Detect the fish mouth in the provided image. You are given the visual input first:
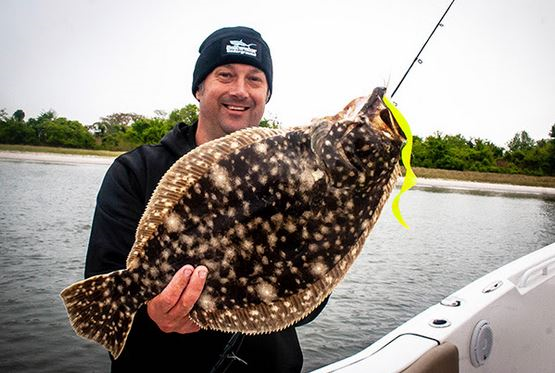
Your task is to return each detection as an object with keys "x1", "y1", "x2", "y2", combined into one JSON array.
[
  {"x1": 379, "y1": 106, "x2": 405, "y2": 139},
  {"x1": 367, "y1": 87, "x2": 406, "y2": 141}
]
